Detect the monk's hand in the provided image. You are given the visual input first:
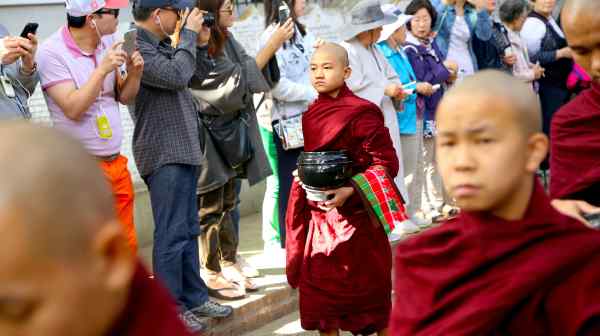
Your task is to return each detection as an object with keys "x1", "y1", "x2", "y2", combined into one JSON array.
[
  {"x1": 318, "y1": 186, "x2": 354, "y2": 212},
  {"x1": 551, "y1": 199, "x2": 600, "y2": 228}
]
